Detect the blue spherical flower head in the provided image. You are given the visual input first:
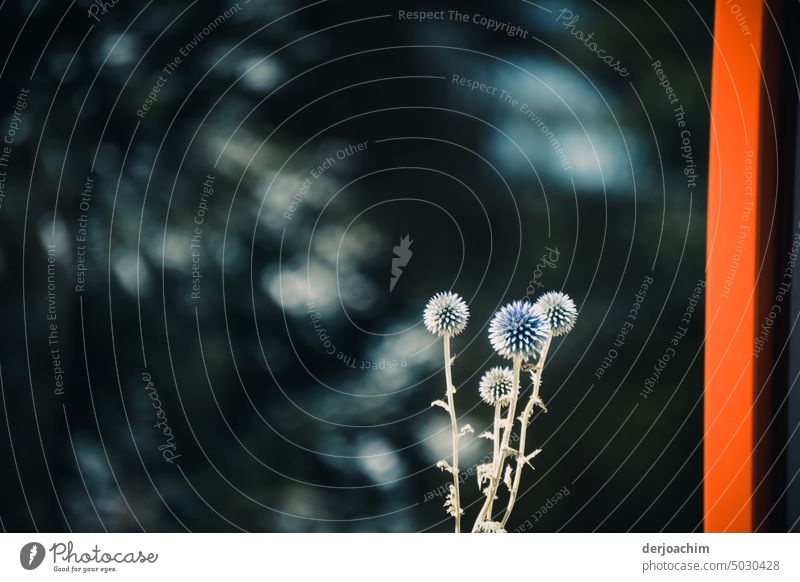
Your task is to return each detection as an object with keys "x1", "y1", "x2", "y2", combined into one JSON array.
[
  {"x1": 488, "y1": 300, "x2": 551, "y2": 361},
  {"x1": 423, "y1": 291, "x2": 470, "y2": 336}
]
